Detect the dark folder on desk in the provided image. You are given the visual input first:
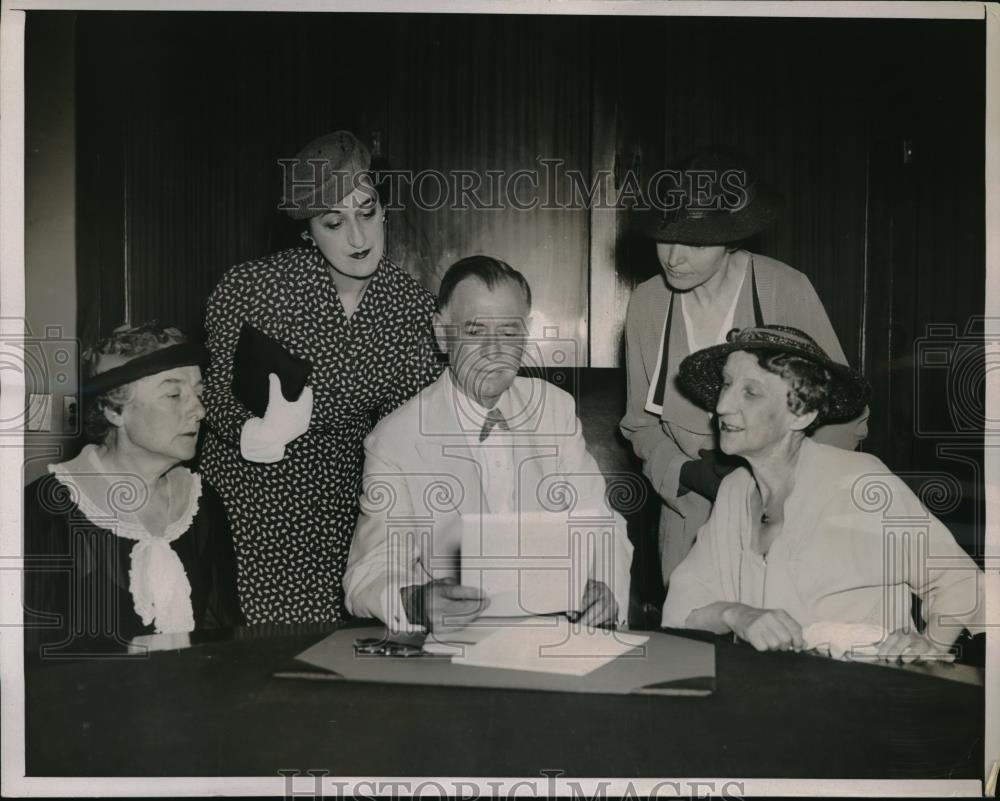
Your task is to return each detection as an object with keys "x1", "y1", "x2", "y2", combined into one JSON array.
[
  {"x1": 280, "y1": 625, "x2": 715, "y2": 696},
  {"x1": 232, "y1": 323, "x2": 312, "y2": 418}
]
